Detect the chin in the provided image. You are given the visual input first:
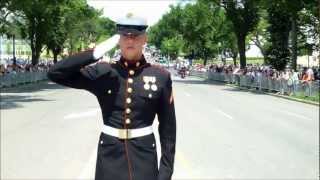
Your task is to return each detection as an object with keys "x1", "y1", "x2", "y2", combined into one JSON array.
[
  {"x1": 123, "y1": 54, "x2": 134, "y2": 60},
  {"x1": 123, "y1": 53, "x2": 140, "y2": 61}
]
